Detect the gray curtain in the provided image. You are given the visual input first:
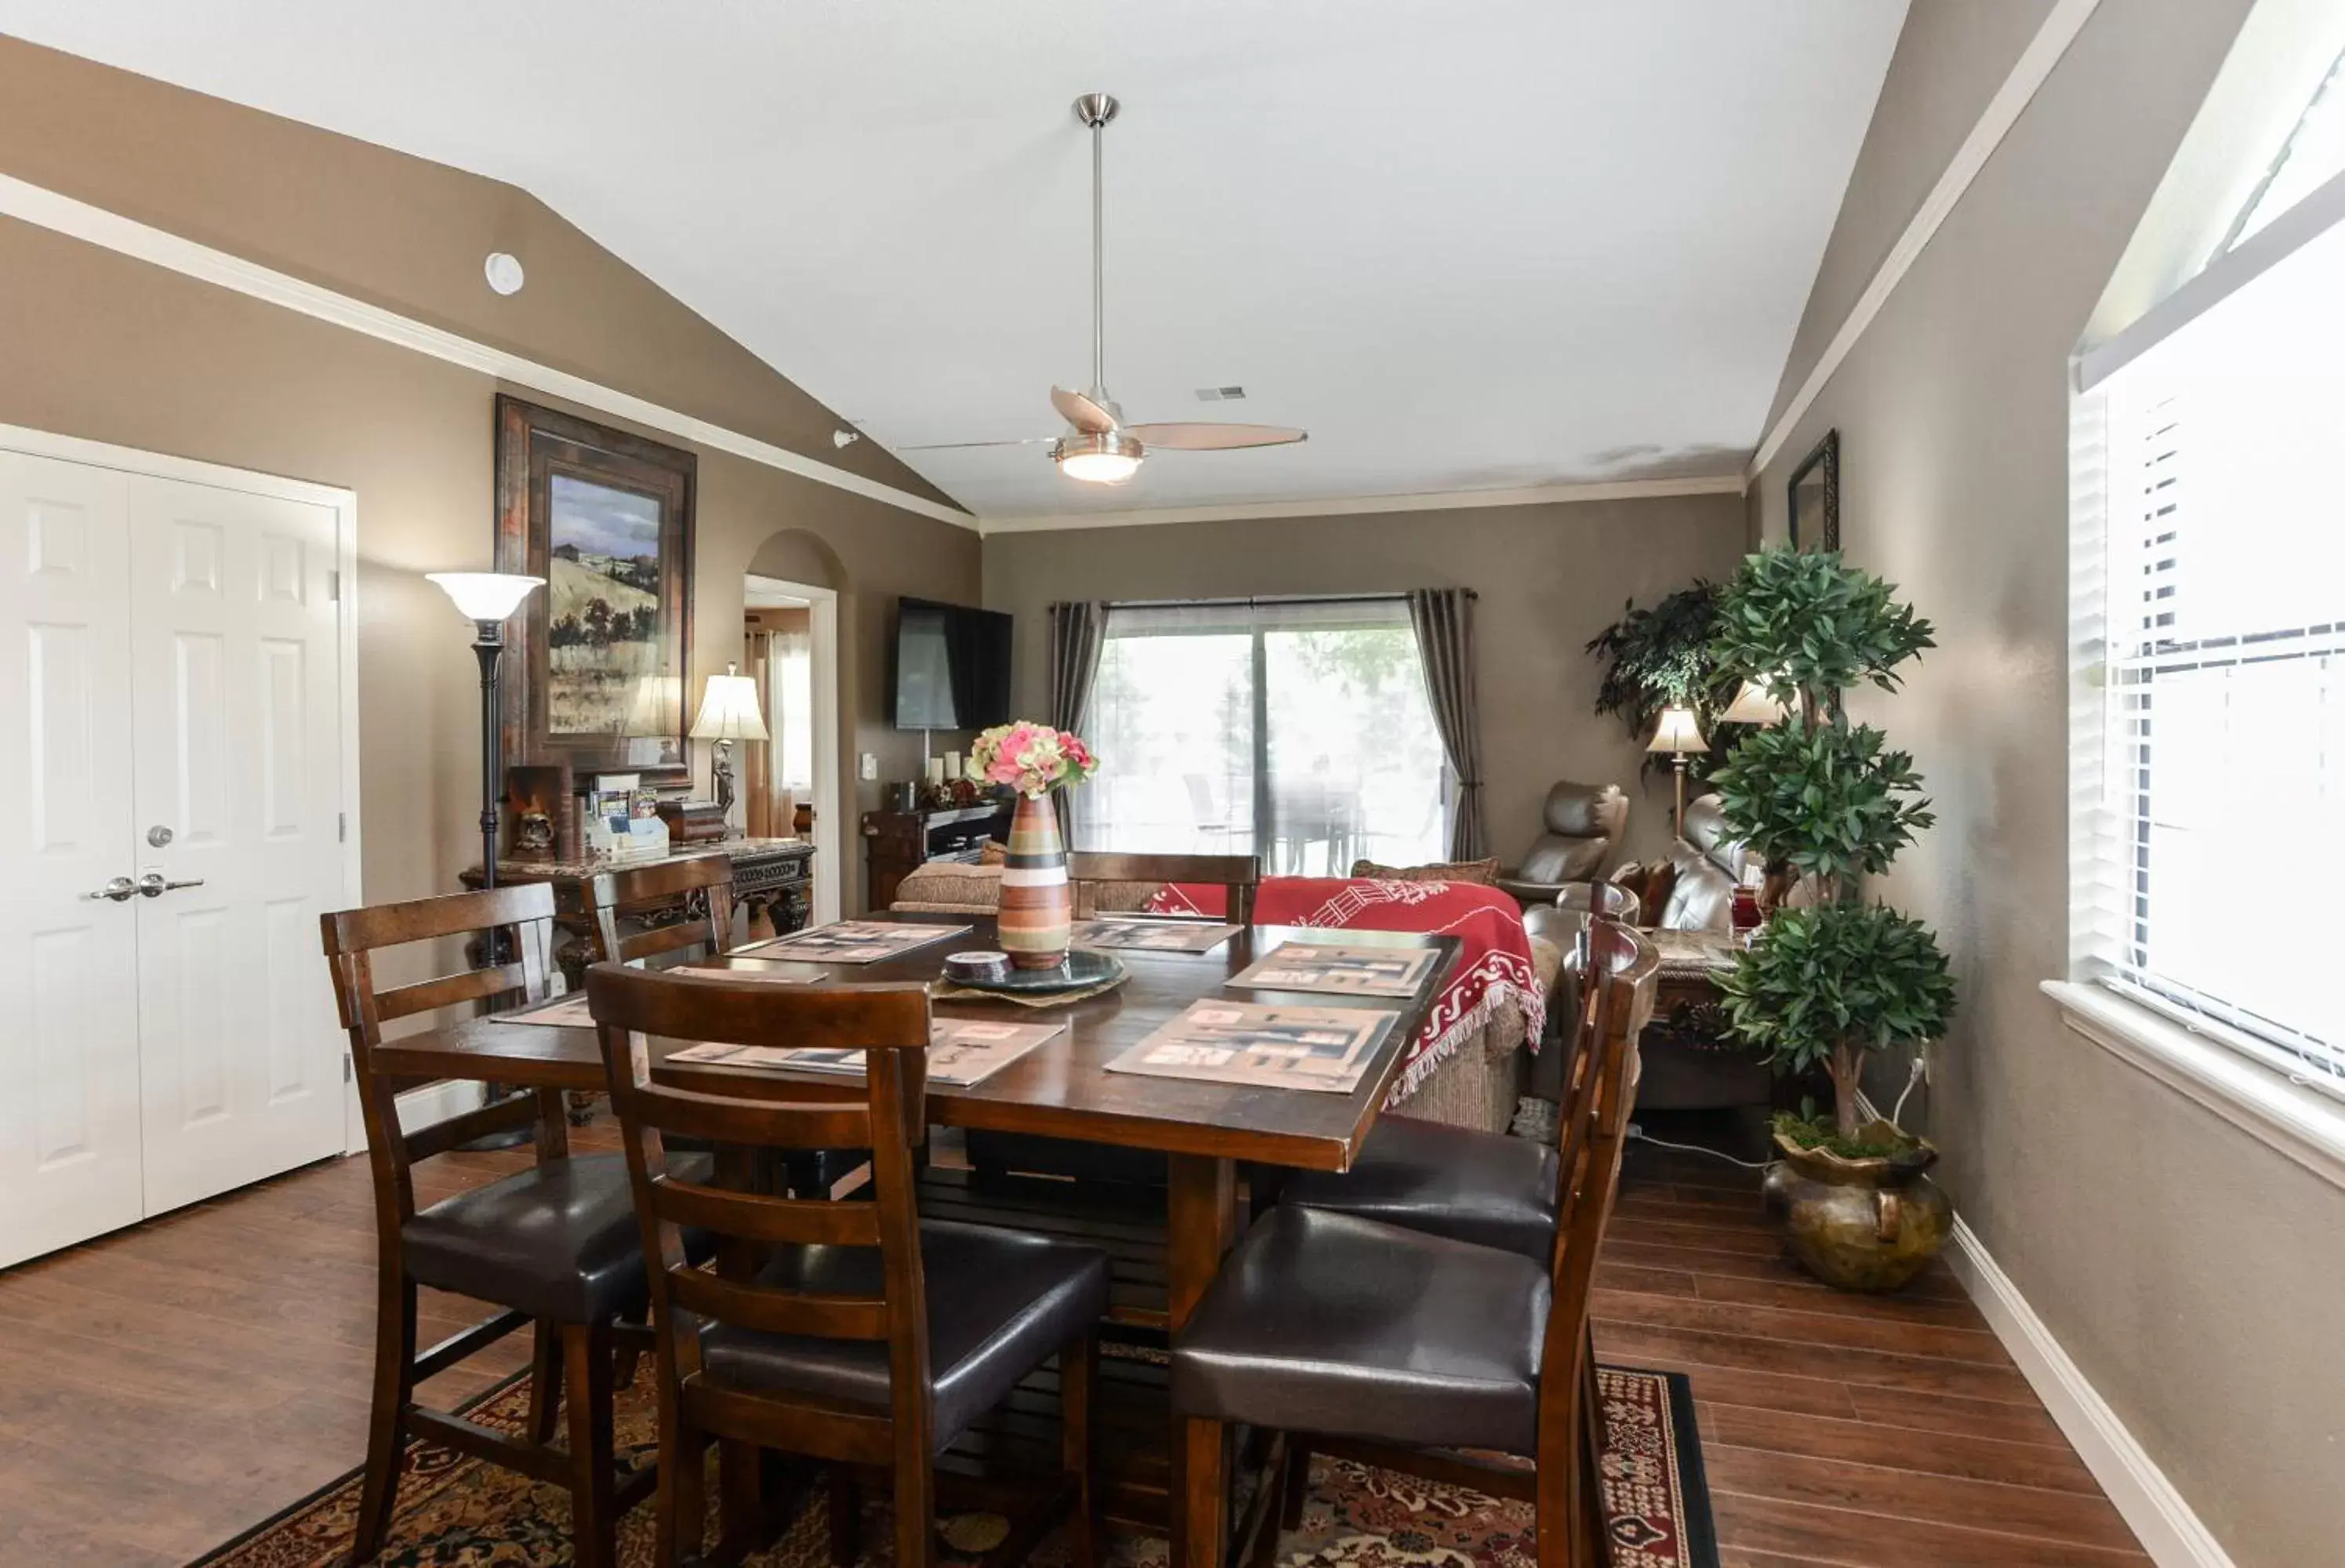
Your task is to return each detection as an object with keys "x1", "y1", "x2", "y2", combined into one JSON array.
[
  {"x1": 1407, "y1": 587, "x2": 1488, "y2": 860},
  {"x1": 1047, "y1": 601, "x2": 1109, "y2": 837}
]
